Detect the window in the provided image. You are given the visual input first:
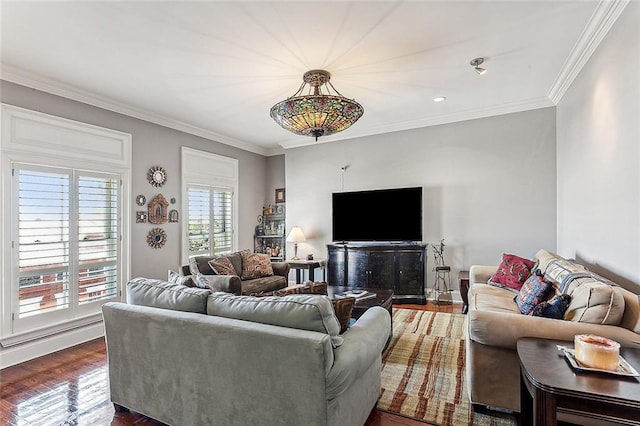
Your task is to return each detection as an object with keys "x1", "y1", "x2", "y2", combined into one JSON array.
[
  {"x1": 1, "y1": 104, "x2": 131, "y2": 349},
  {"x1": 187, "y1": 185, "x2": 233, "y2": 258},
  {"x1": 181, "y1": 147, "x2": 238, "y2": 262},
  {"x1": 13, "y1": 165, "x2": 121, "y2": 333}
]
